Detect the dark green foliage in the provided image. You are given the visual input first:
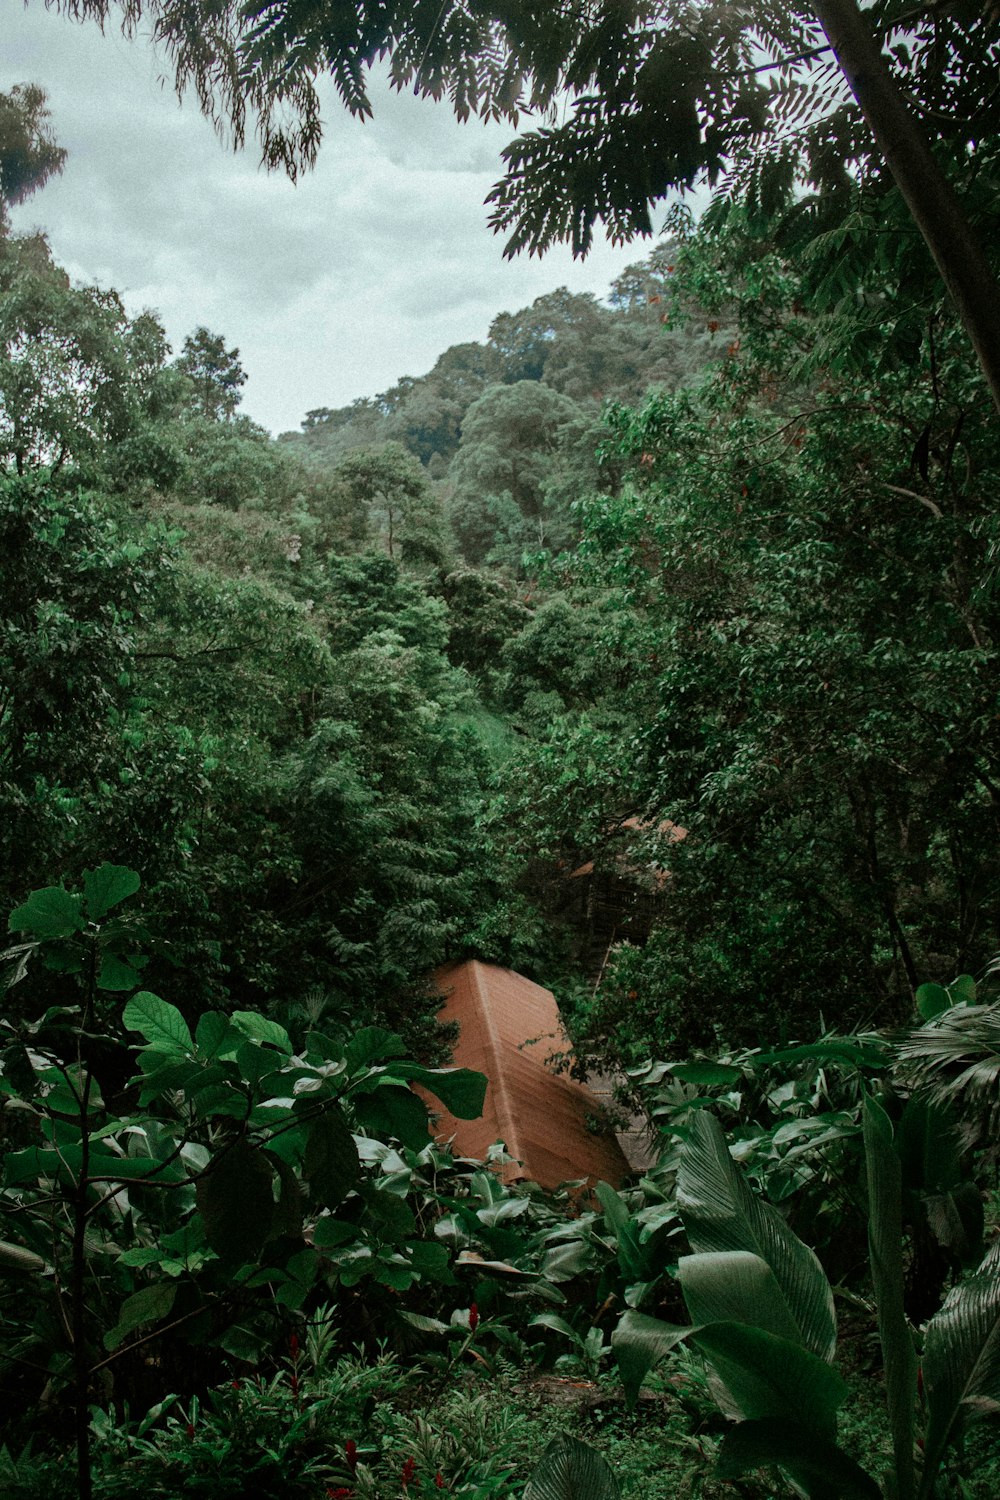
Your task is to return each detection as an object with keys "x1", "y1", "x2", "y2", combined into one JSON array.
[{"x1": 0, "y1": 84, "x2": 65, "y2": 224}]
